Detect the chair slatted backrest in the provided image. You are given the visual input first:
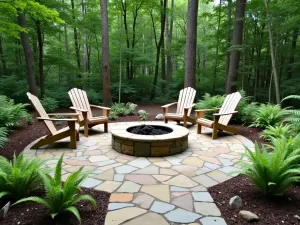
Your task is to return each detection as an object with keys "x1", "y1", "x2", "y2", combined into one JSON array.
[
  {"x1": 218, "y1": 92, "x2": 242, "y2": 126},
  {"x1": 68, "y1": 88, "x2": 93, "y2": 120},
  {"x1": 27, "y1": 92, "x2": 57, "y2": 135},
  {"x1": 176, "y1": 87, "x2": 196, "y2": 116}
]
